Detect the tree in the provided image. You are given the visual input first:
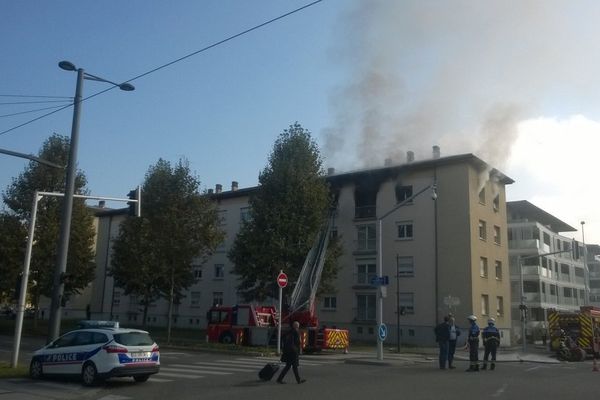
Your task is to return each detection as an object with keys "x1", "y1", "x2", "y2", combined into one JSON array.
[
  {"x1": 1, "y1": 134, "x2": 96, "y2": 322},
  {"x1": 110, "y1": 159, "x2": 223, "y2": 338},
  {"x1": 0, "y1": 214, "x2": 26, "y2": 302},
  {"x1": 229, "y1": 122, "x2": 342, "y2": 302}
]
